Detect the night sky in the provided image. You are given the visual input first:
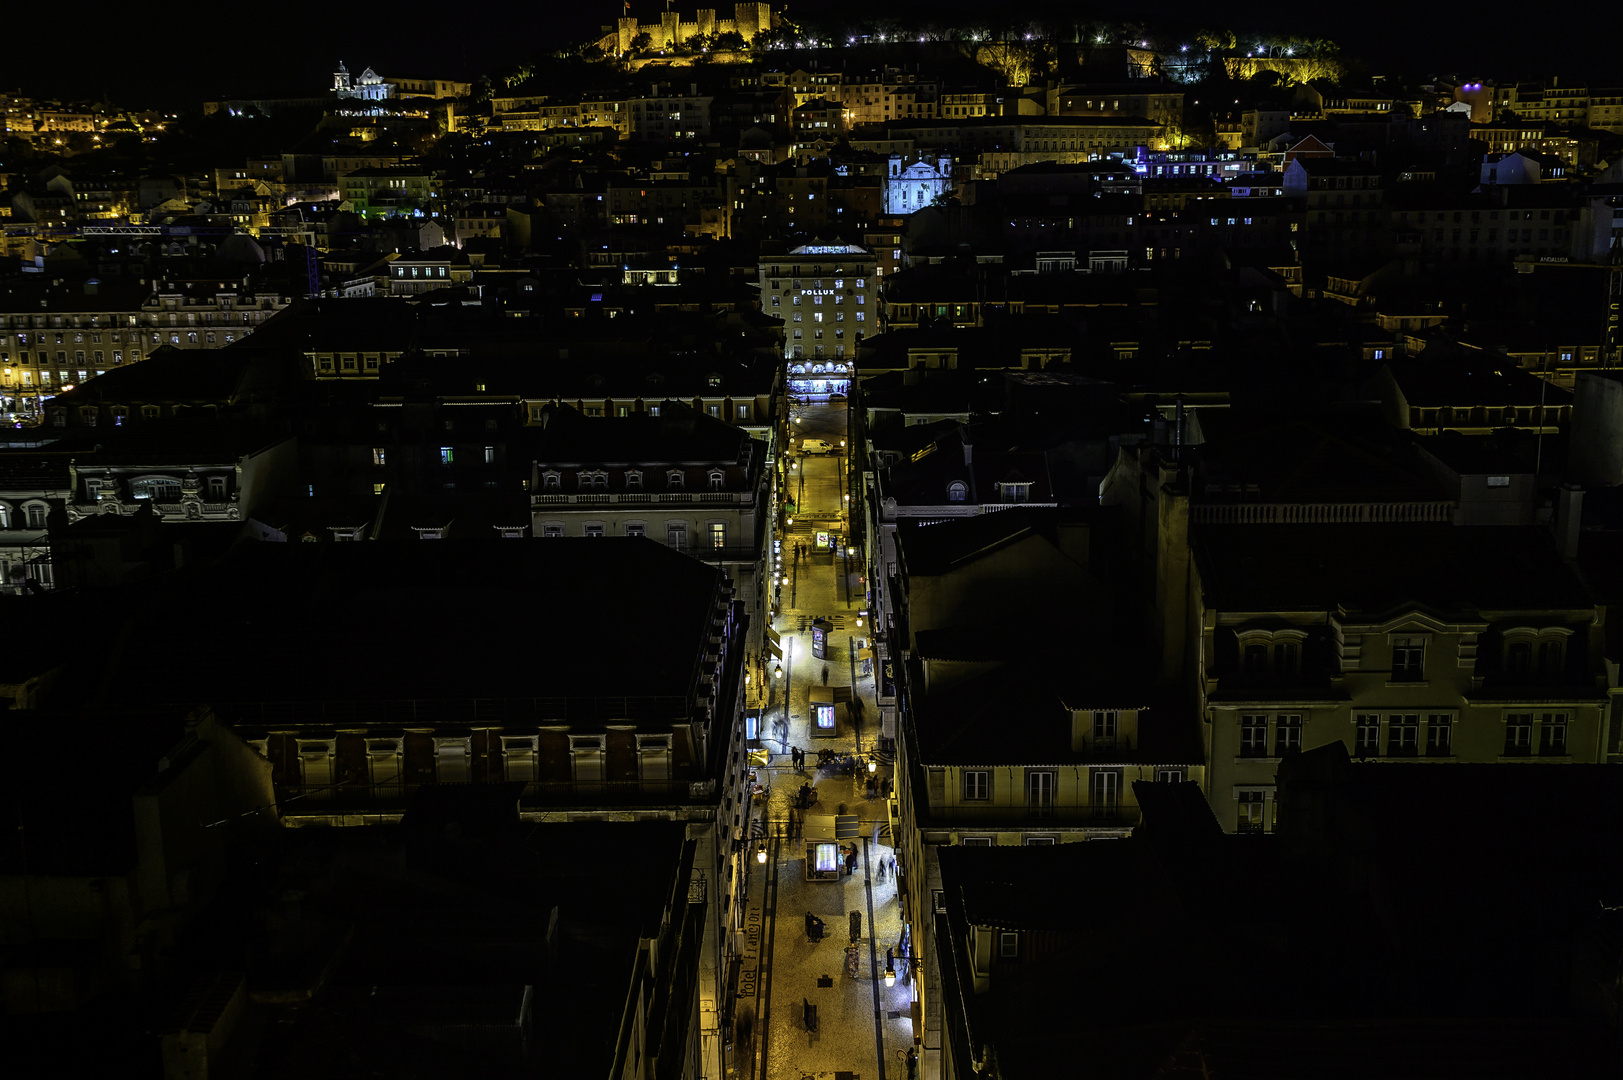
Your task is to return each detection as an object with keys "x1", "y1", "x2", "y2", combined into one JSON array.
[{"x1": 6, "y1": 2, "x2": 1619, "y2": 110}]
